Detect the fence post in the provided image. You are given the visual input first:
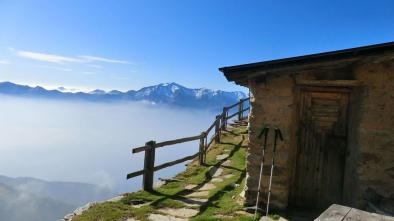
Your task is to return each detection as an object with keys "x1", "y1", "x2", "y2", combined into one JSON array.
[
  {"x1": 215, "y1": 115, "x2": 221, "y2": 143},
  {"x1": 199, "y1": 132, "x2": 206, "y2": 165},
  {"x1": 238, "y1": 99, "x2": 244, "y2": 121},
  {"x1": 221, "y1": 107, "x2": 227, "y2": 130},
  {"x1": 143, "y1": 141, "x2": 156, "y2": 191}
]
